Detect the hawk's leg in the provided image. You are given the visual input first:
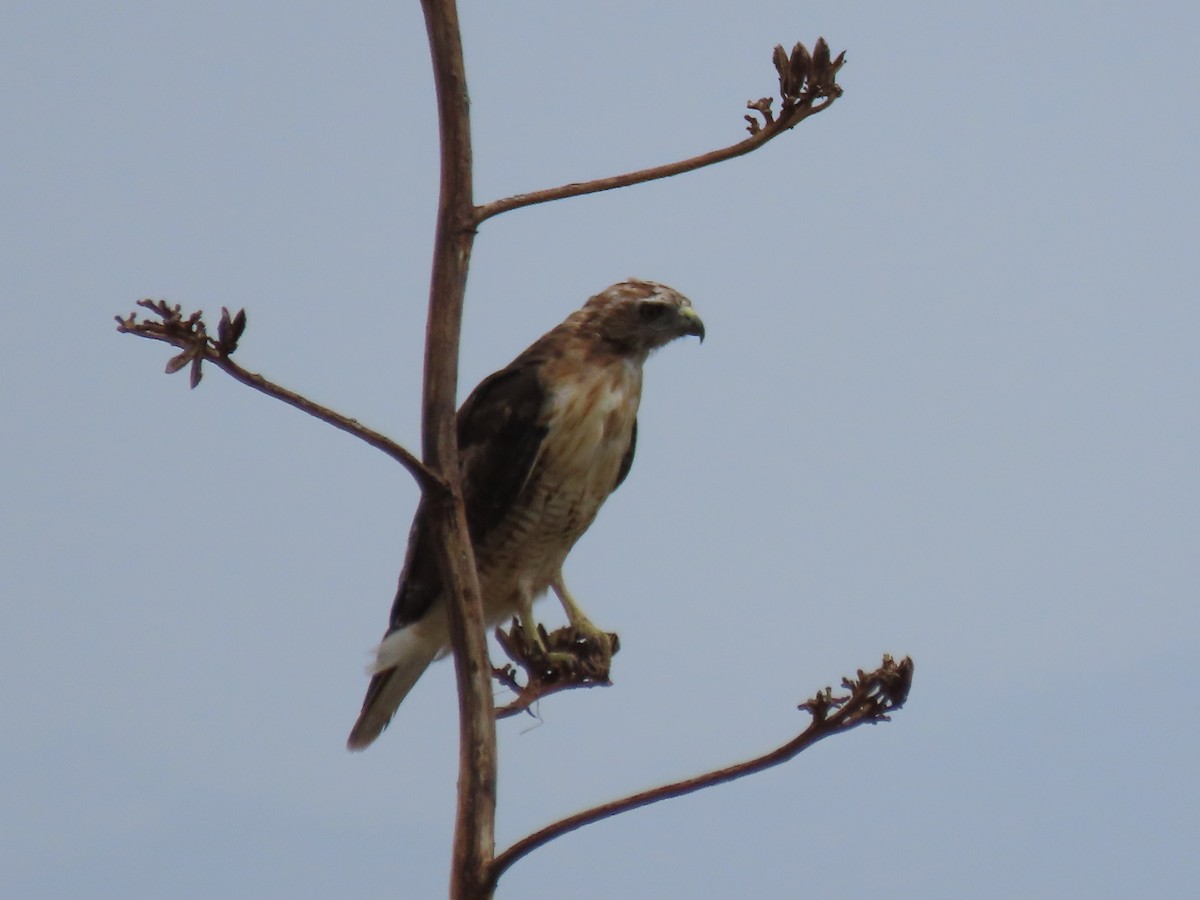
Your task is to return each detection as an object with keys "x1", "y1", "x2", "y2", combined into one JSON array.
[
  {"x1": 551, "y1": 574, "x2": 615, "y2": 662},
  {"x1": 504, "y1": 577, "x2": 615, "y2": 674},
  {"x1": 494, "y1": 577, "x2": 618, "y2": 699},
  {"x1": 514, "y1": 583, "x2": 546, "y2": 656},
  {"x1": 550, "y1": 574, "x2": 596, "y2": 631}
]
